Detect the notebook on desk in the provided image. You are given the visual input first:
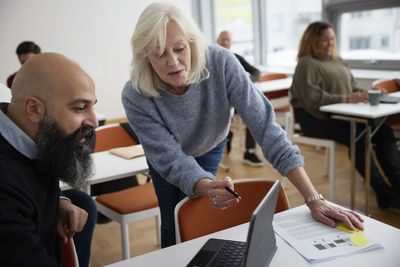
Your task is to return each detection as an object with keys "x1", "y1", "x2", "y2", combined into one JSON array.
[
  {"x1": 109, "y1": 145, "x2": 144, "y2": 159},
  {"x1": 186, "y1": 180, "x2": 280, "y2": 267}
]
